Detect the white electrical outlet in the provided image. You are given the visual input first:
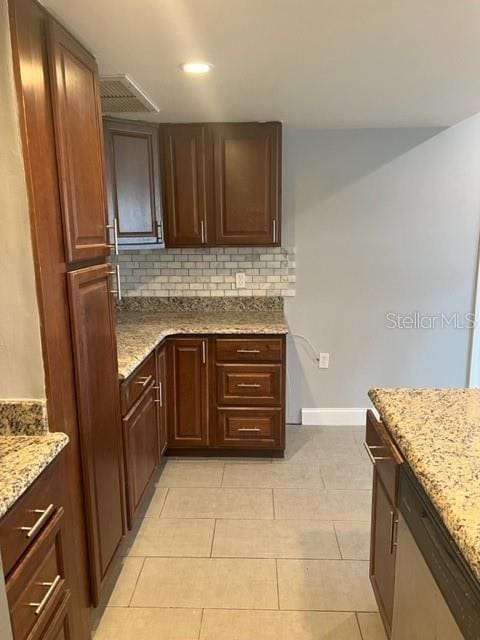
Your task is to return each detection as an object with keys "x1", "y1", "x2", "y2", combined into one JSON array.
[
  {"x1": 235, "y1": 272, "x2": 246, "y2": 289},
  {"x1": 318, "y1": 352, "x2": 330, "y2": 369}
]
